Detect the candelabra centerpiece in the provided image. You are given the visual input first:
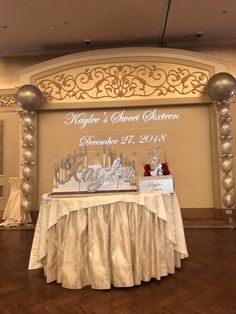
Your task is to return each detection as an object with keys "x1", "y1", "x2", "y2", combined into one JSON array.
[{"x1": 53, "y1": 145, "x2": 136, "y2": 193}]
